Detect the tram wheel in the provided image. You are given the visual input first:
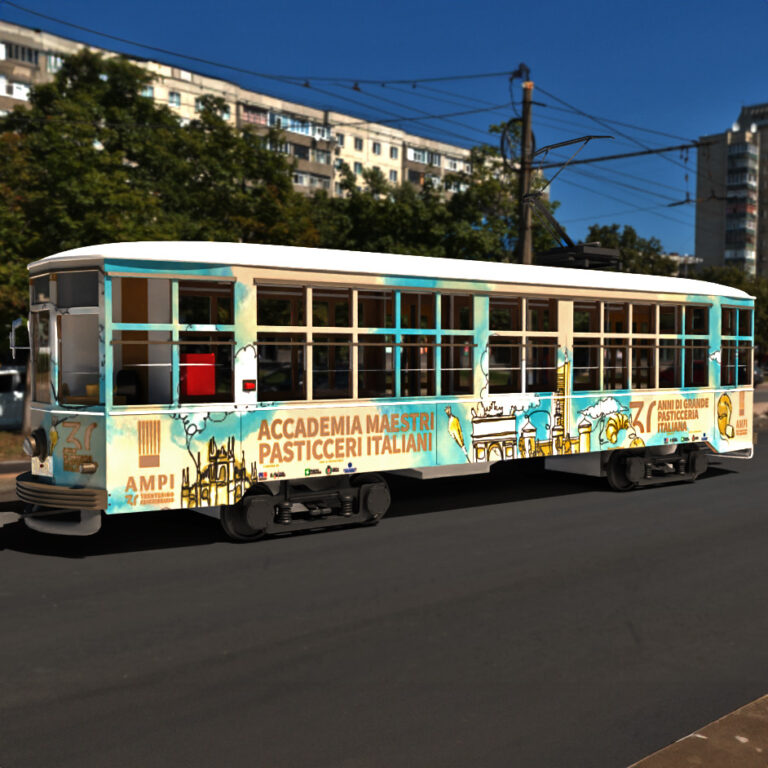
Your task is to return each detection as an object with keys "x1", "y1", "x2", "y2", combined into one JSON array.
[
  {"x1": 606, "y1": 451, "x2": 639, "y2": 492},
  {"x1": 351, "y1": 473, "x2": 391, "y2": 524},
  {"x1": 220, "y1": 486, "x2": 274, "y2": 542}
]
